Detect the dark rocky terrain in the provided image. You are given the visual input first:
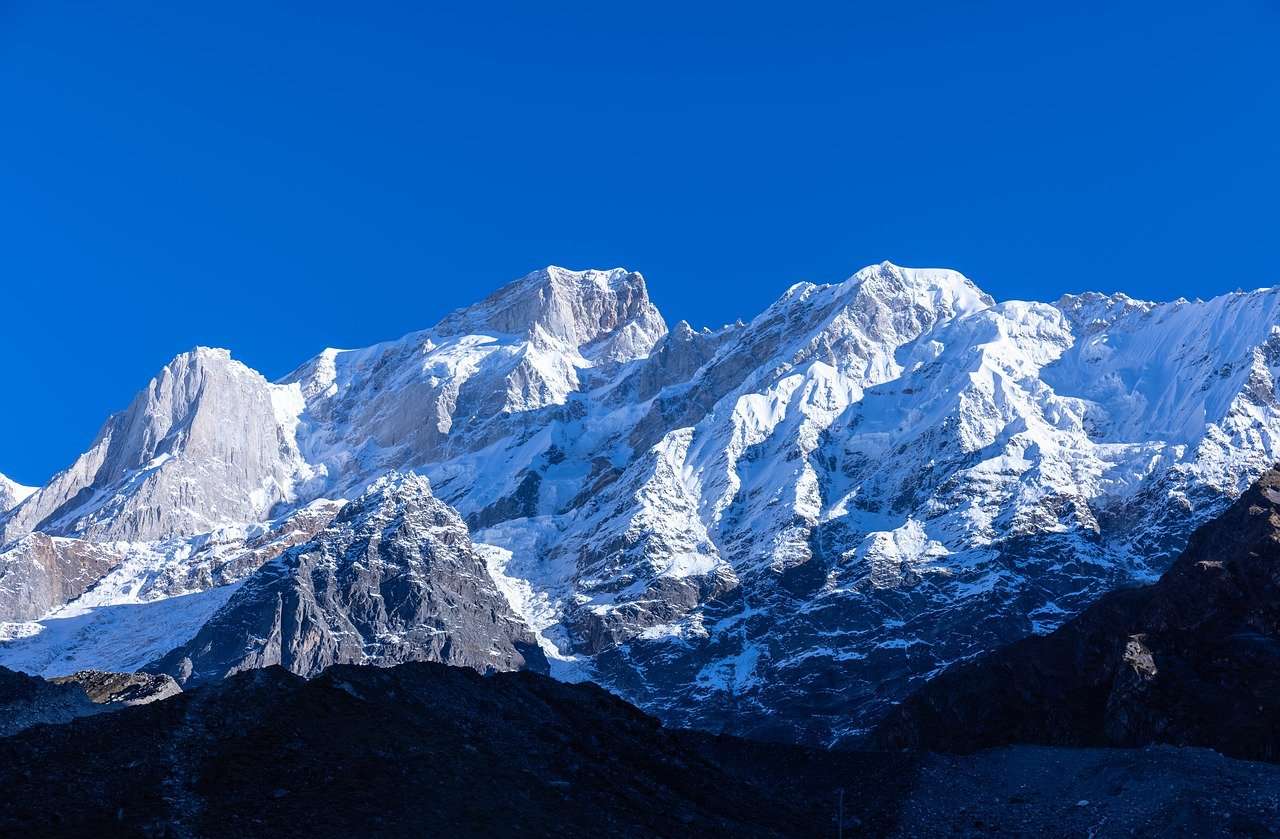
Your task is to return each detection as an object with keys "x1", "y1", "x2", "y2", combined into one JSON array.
[
  {"x1": 1, "y1": 665, "x2": 178, "y2": 737},
  {"x1": 873, "y1": 467, "x2": 1280, "y2": 763},
  {"x1": 2, "y1": 660, "x2": 1279, "y2": 838},
  {"x1": 891, "y1": 745, "x2": 1280, "y2": 837},
  {"x1": 148, "y1": 473, "x2": 548, "y2": 686},
  {"x1": 0, "y1": 661, "x2": 916, "y2": 838}
]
